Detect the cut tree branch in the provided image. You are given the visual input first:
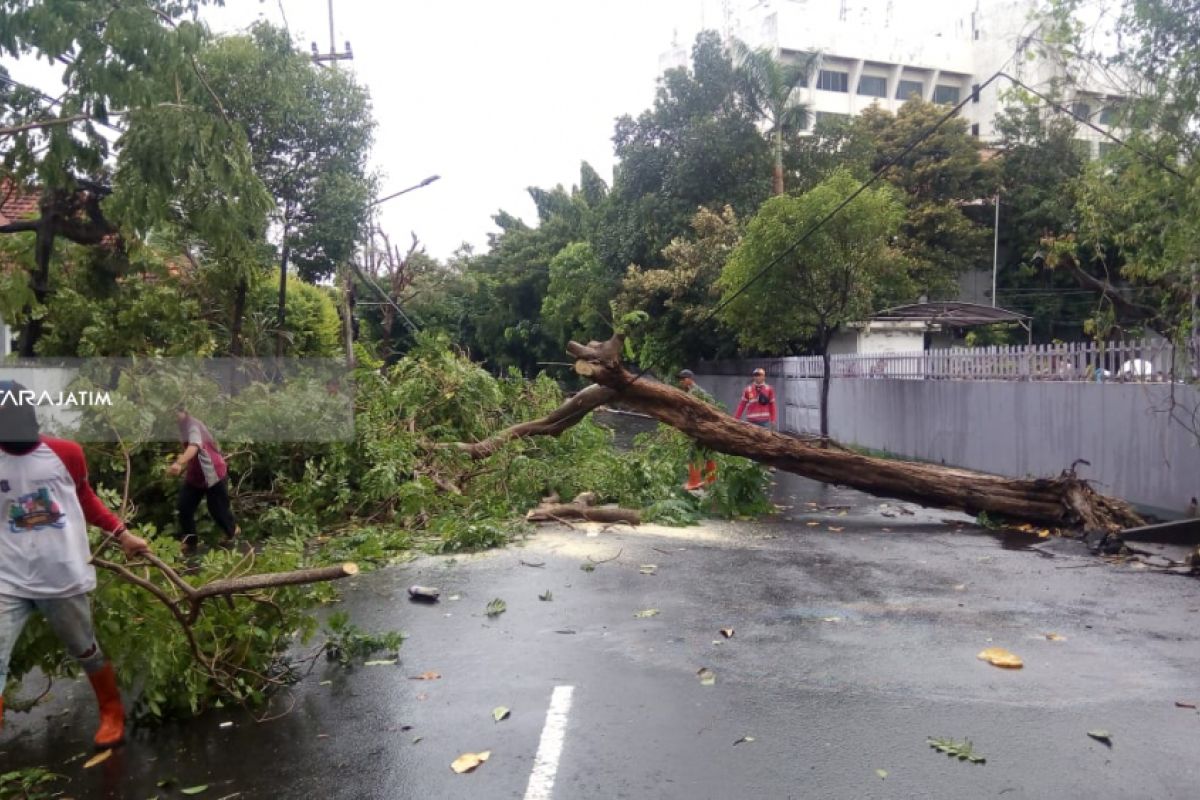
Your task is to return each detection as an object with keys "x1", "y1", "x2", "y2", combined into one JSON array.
[
  {"x1": 452, "y1": 384, "x2": 618, "y2": 459},
  {"x1": 0, "y1": 113, "x2": 92, "y2": 137},
  {"x1": 526, "y1": 491, "x2": 642, "y2": 525}
]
